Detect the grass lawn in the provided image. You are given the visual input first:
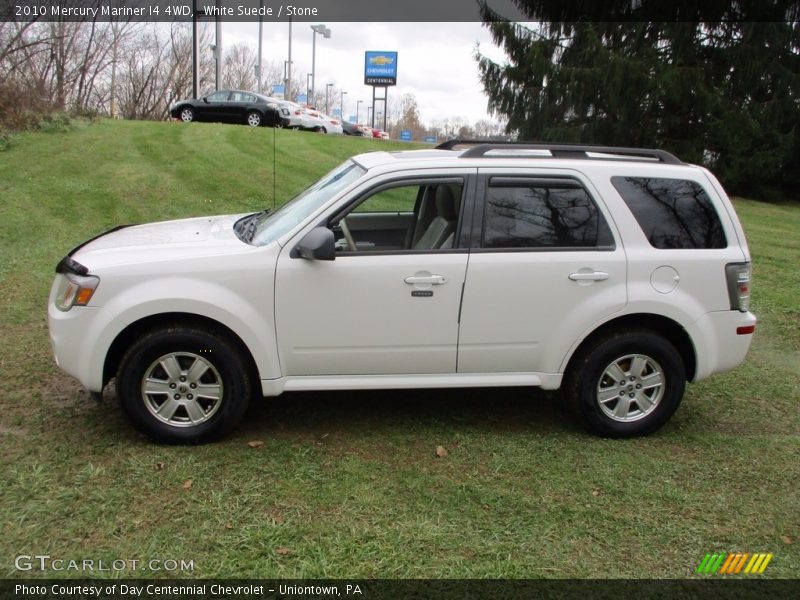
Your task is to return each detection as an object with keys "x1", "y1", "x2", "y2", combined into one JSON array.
[{"x1": 0, "y1": 119, "x2": 798, "y2": 579}]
